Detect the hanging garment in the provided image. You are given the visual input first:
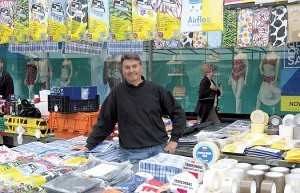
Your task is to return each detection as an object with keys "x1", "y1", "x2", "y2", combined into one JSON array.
[
  {"x1": 287, "y1": 4, "x2": 300, "y2": 43},
  {"x1": 222, "y1": 9, "x2": 238, "y2": 48},
  {"x1": 207, "y1": 31, "x2": 222, "y2": 48},
  {"x1": 269, "y1": 6, "x2": 288, "y2": 47},
  {"x1": 252, "y1": 7, "x2": 271, "y2": 47},
  {"x1": 193, "y1": 32, "x2": 208, "y2": 48},
  {"x1": 237, "y1": 8, "x2": 253, "y2": 47}
]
